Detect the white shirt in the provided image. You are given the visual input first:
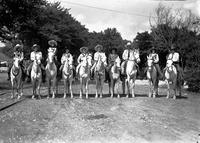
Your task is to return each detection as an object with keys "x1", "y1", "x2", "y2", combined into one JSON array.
[
  {"x1": 48, "y1": 47, "x2": 57, "y2": 55},
  {"x1": 122, "y1": 49, "x2": 139, "y2": 62},
  {"x1": 77, "y1": 53, "x2": 92, "y2": 66},
  {"x1": 94, "y1": 52, "x2": 107, "y2": 65},
  {"x1": 61, "y1": 53, "x2": 73, "y2": 65},
  {"x1": 167, "y1": 52, "x2": 179, "y2": 62},
  {"x1": 149, "y1": 53, "x2": 159, "y2": 63},
  {"x1": 30, "y1": 51, "x2": 42, "y2": 61}
]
